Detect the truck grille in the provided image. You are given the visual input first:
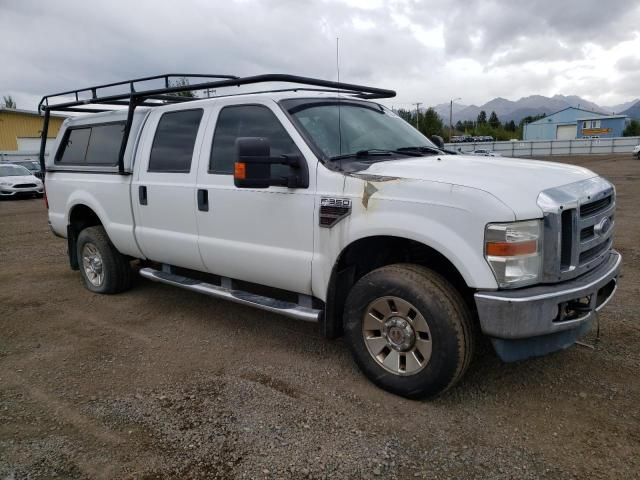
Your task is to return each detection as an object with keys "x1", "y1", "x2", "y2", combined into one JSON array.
[
  {"x1": 539, "y1": 178, "x2": 615, "y2": 283},
  {"x1": 580, "y1": 196, "x2": 611, "y2": 217},
  {"x1": 579, "y1": 238, "x2": 612, "y2": 263}
]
